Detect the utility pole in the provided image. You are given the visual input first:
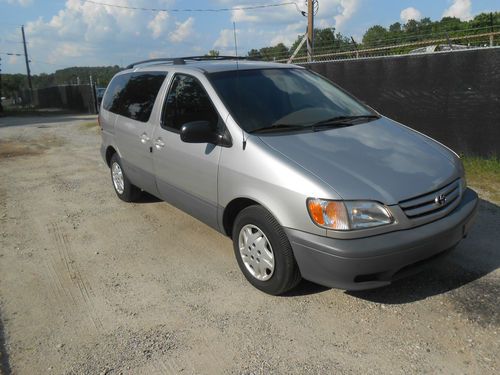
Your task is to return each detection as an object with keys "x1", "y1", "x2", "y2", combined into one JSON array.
[
  {"x1": 21, "y1": 25, "x2": 33, "y2": 105},
  {"x1": 307, "y1": 0, "x2": 315, "y2": 62},
  {"x1": 490, "y1": 12, "x2": 494, "y2": 47},
  {"x1": 89, "y1": 74, "x2": 97, "y2": 114},
  {"x1": 0, "y1": 57, "x2": 3, "y2": 113}
]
